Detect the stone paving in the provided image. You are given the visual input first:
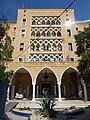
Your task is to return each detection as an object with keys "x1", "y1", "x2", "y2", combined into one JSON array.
[{"x1": 5, "y1": 99, "x2": 90, "y2": 120}]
